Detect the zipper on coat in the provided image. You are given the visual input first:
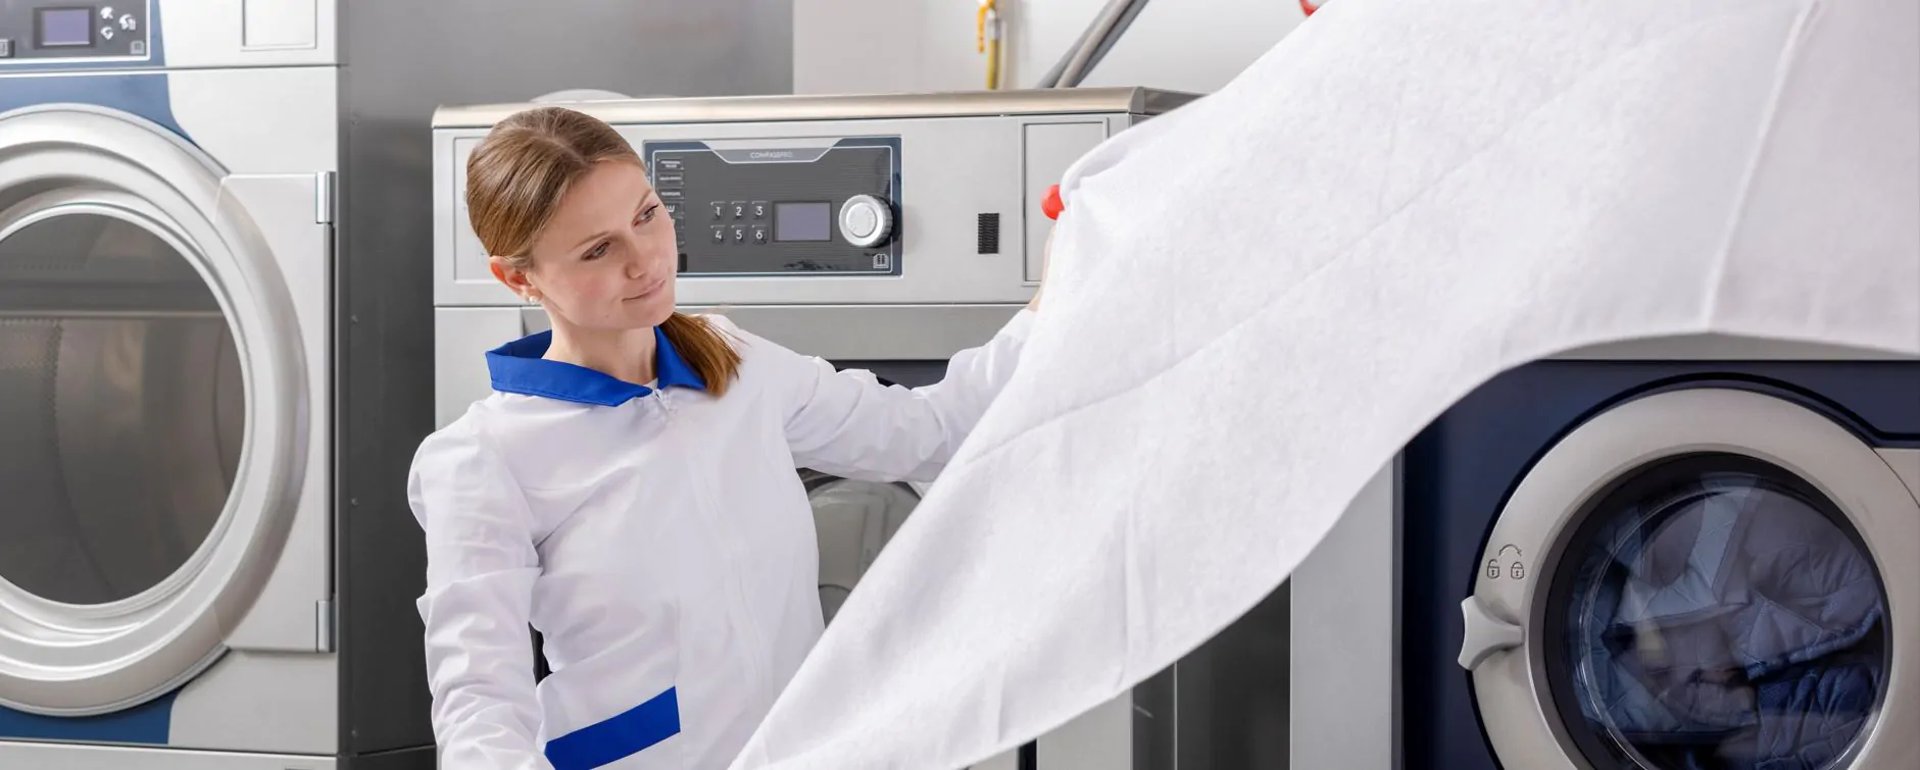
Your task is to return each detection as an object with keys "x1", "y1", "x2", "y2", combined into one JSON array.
[{"x1": 682, "y1": 454, "x2": 776, "y2": 699}]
